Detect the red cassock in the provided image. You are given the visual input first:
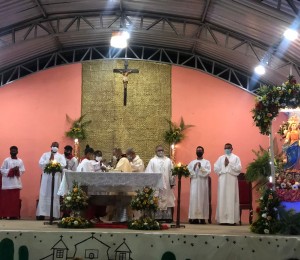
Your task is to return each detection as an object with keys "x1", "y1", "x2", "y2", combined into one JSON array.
[{"x1": 0, "y1": 177, "x2": 21, "y2": 219}]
